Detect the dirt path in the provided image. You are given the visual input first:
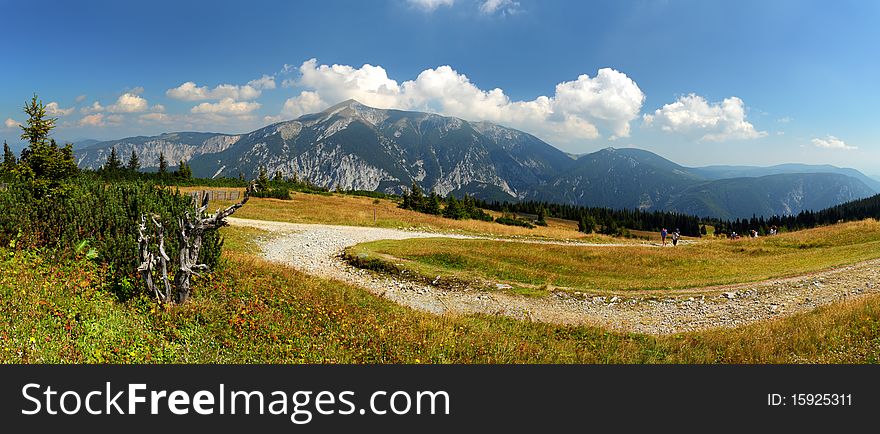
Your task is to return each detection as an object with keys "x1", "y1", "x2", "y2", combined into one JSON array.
[{"x1": 227, "y1": 217, "x2": 880, "y2": 335}]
